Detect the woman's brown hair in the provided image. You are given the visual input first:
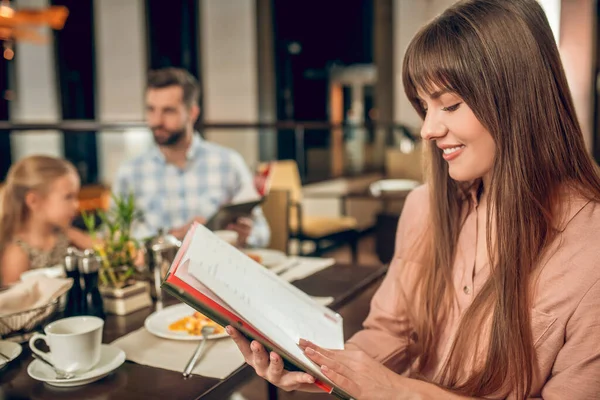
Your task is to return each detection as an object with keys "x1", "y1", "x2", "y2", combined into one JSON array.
[{"x1": 402, "y1": 0, "x2": 600, "y2": 398}]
